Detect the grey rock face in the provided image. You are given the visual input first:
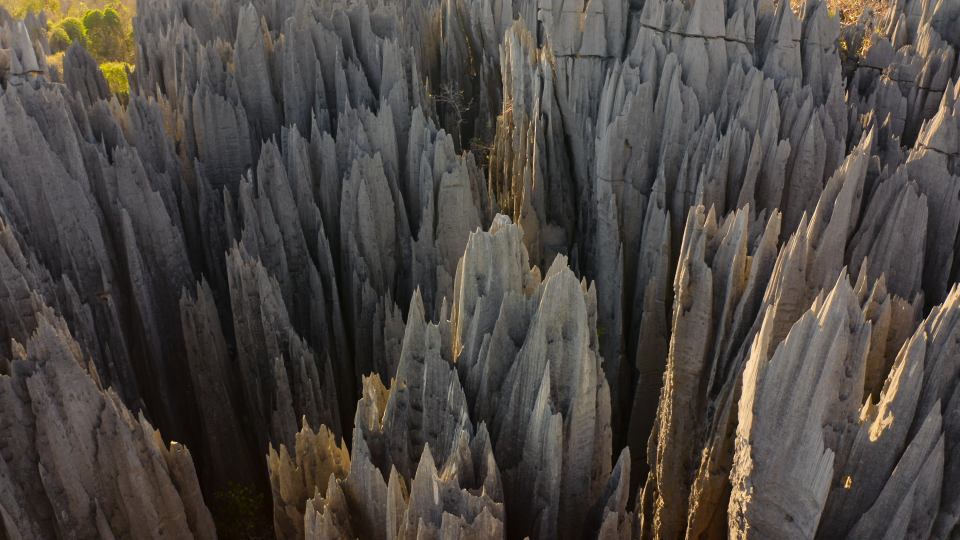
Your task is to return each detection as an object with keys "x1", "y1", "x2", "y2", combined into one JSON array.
[
  {"x1": 0, "y1": 299, "x2": 215, "y2": 539},
  {"x1": 729, "y1": 275, "x2": 870, "y2": 539},
  {"x1": 1, "y1": 0, "x2": 960, "y2": 536}
]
